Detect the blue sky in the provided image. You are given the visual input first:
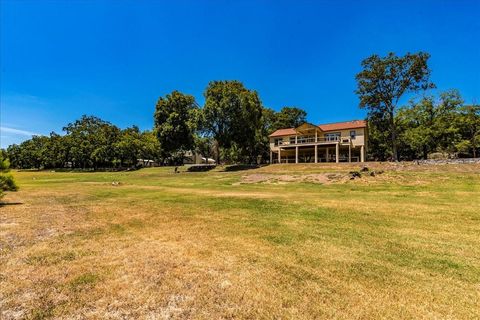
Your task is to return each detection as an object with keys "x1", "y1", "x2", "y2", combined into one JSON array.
[{"x1": 1, "y1": 0, "x2": 479, "y2": 148}]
